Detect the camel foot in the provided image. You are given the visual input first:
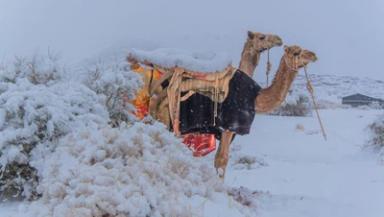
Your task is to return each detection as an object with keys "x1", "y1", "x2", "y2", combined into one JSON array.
[
  {"x1": 216, "y1": 168, "x2": 225, "y2": 179},
  {"x1": 214, "y1": 153, "x2": 228, "y2": 179}
]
